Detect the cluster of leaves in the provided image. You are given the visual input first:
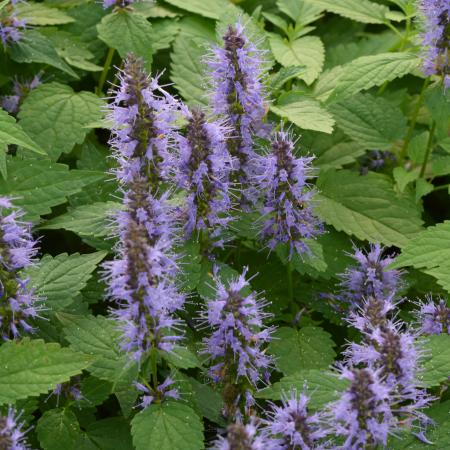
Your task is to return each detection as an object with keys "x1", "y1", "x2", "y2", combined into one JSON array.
[{"x1": 0, "y1": 0, "x2": 449, "y2": 449}]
